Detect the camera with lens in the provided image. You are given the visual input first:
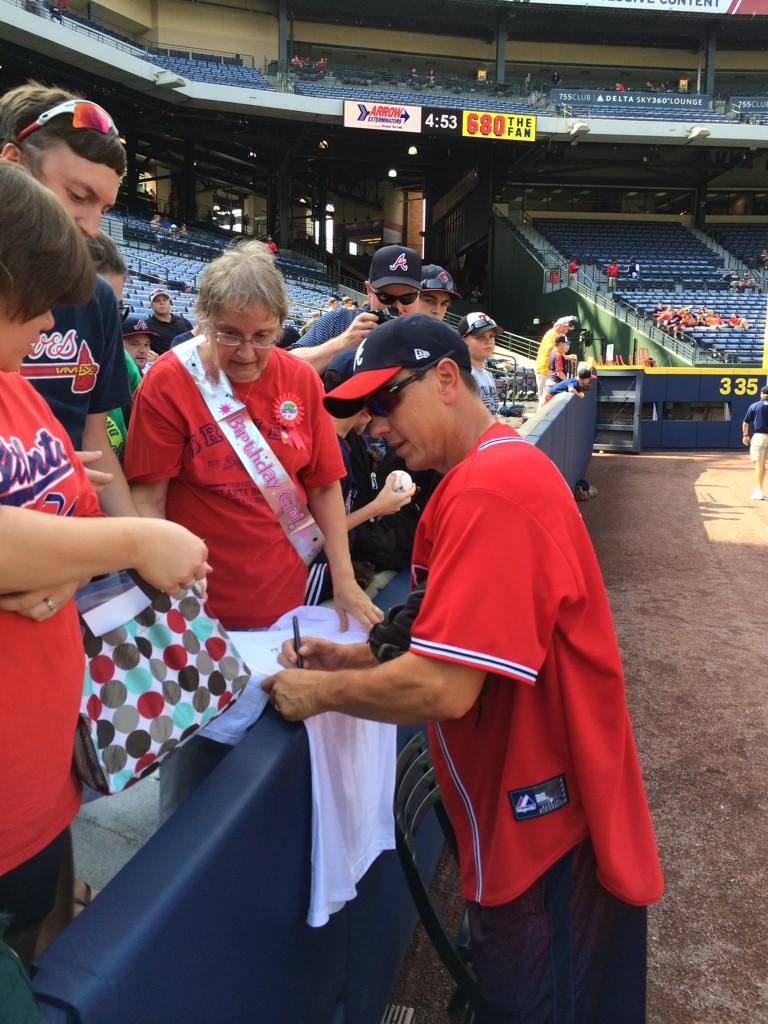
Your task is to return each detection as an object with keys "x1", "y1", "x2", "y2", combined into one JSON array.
[{"x1": 371, "y1": 306, "x2": 400, "y2": 325}]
